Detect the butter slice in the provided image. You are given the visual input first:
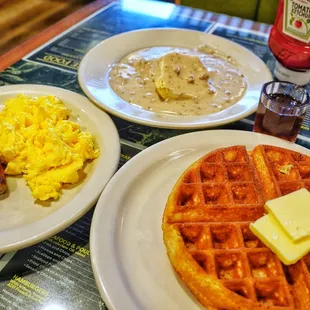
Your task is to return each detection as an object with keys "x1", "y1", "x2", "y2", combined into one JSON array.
[
  {"x1": 250, "y1": 214, "x2": 310, "y2": 265},
  {"x1": 265, "y1": 188, "x2": 310, "y2": 243}
]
